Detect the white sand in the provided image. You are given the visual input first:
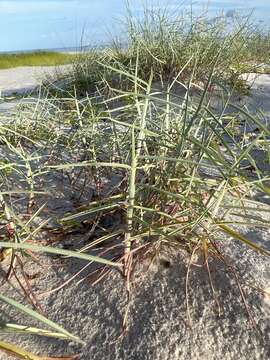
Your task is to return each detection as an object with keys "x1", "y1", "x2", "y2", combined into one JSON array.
[
  {"x1": 0, "y1": 71, "x2": 269, "y2": 360},
  {"x1": 0, "y1": 65, "x2": 70, "y2": 97}
]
